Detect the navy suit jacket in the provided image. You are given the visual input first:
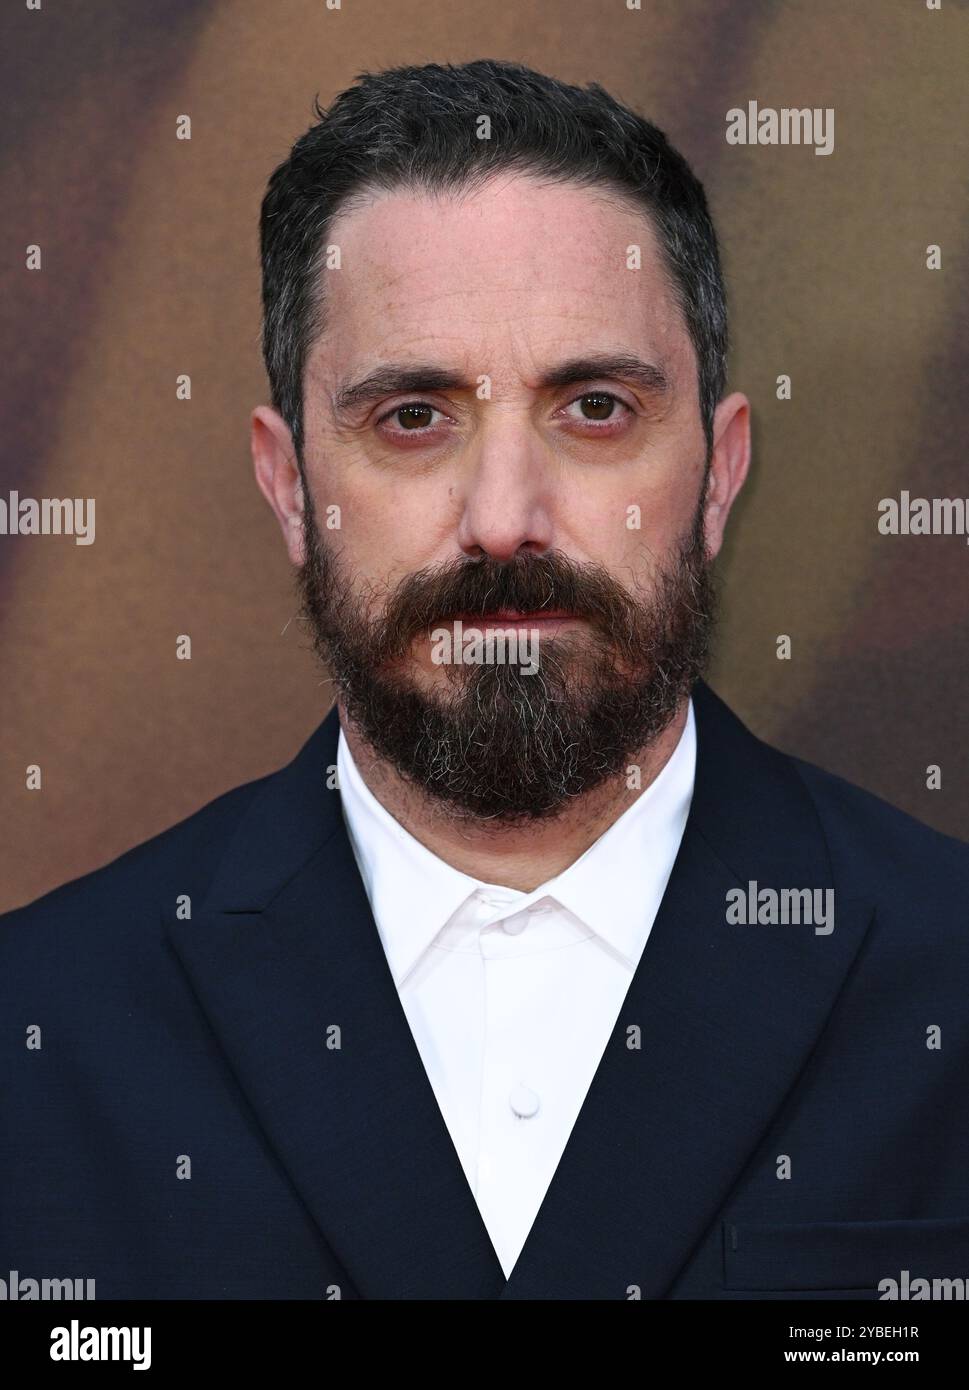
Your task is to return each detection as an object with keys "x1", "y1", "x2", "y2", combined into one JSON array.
[{"x1": 2, "y1": 680, "x2": 968, "y2": 1300}]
